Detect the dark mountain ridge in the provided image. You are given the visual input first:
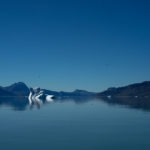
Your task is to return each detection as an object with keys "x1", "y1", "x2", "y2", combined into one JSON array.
[
  {"x1": 1, "y1": 81, "x2": 150, "y2": 98},
  {"x1": 97, "y1": 81, "x2": 150, "y2": 97},
  {"x1": 0, "y1": 82, "x2": 29, "y2": 96},
  {"x1": 5, "y1": 82, "x2": 30, "y2": 96},
  {"x1": 41, "y1": 88, "x2": 95, "y2": 98},
  {"x1": 0, "y1": 86, "x2": 15, "y2": 96},
  {"x1": 0, "y1": 82, "x2": 95, "y2": 97}
]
